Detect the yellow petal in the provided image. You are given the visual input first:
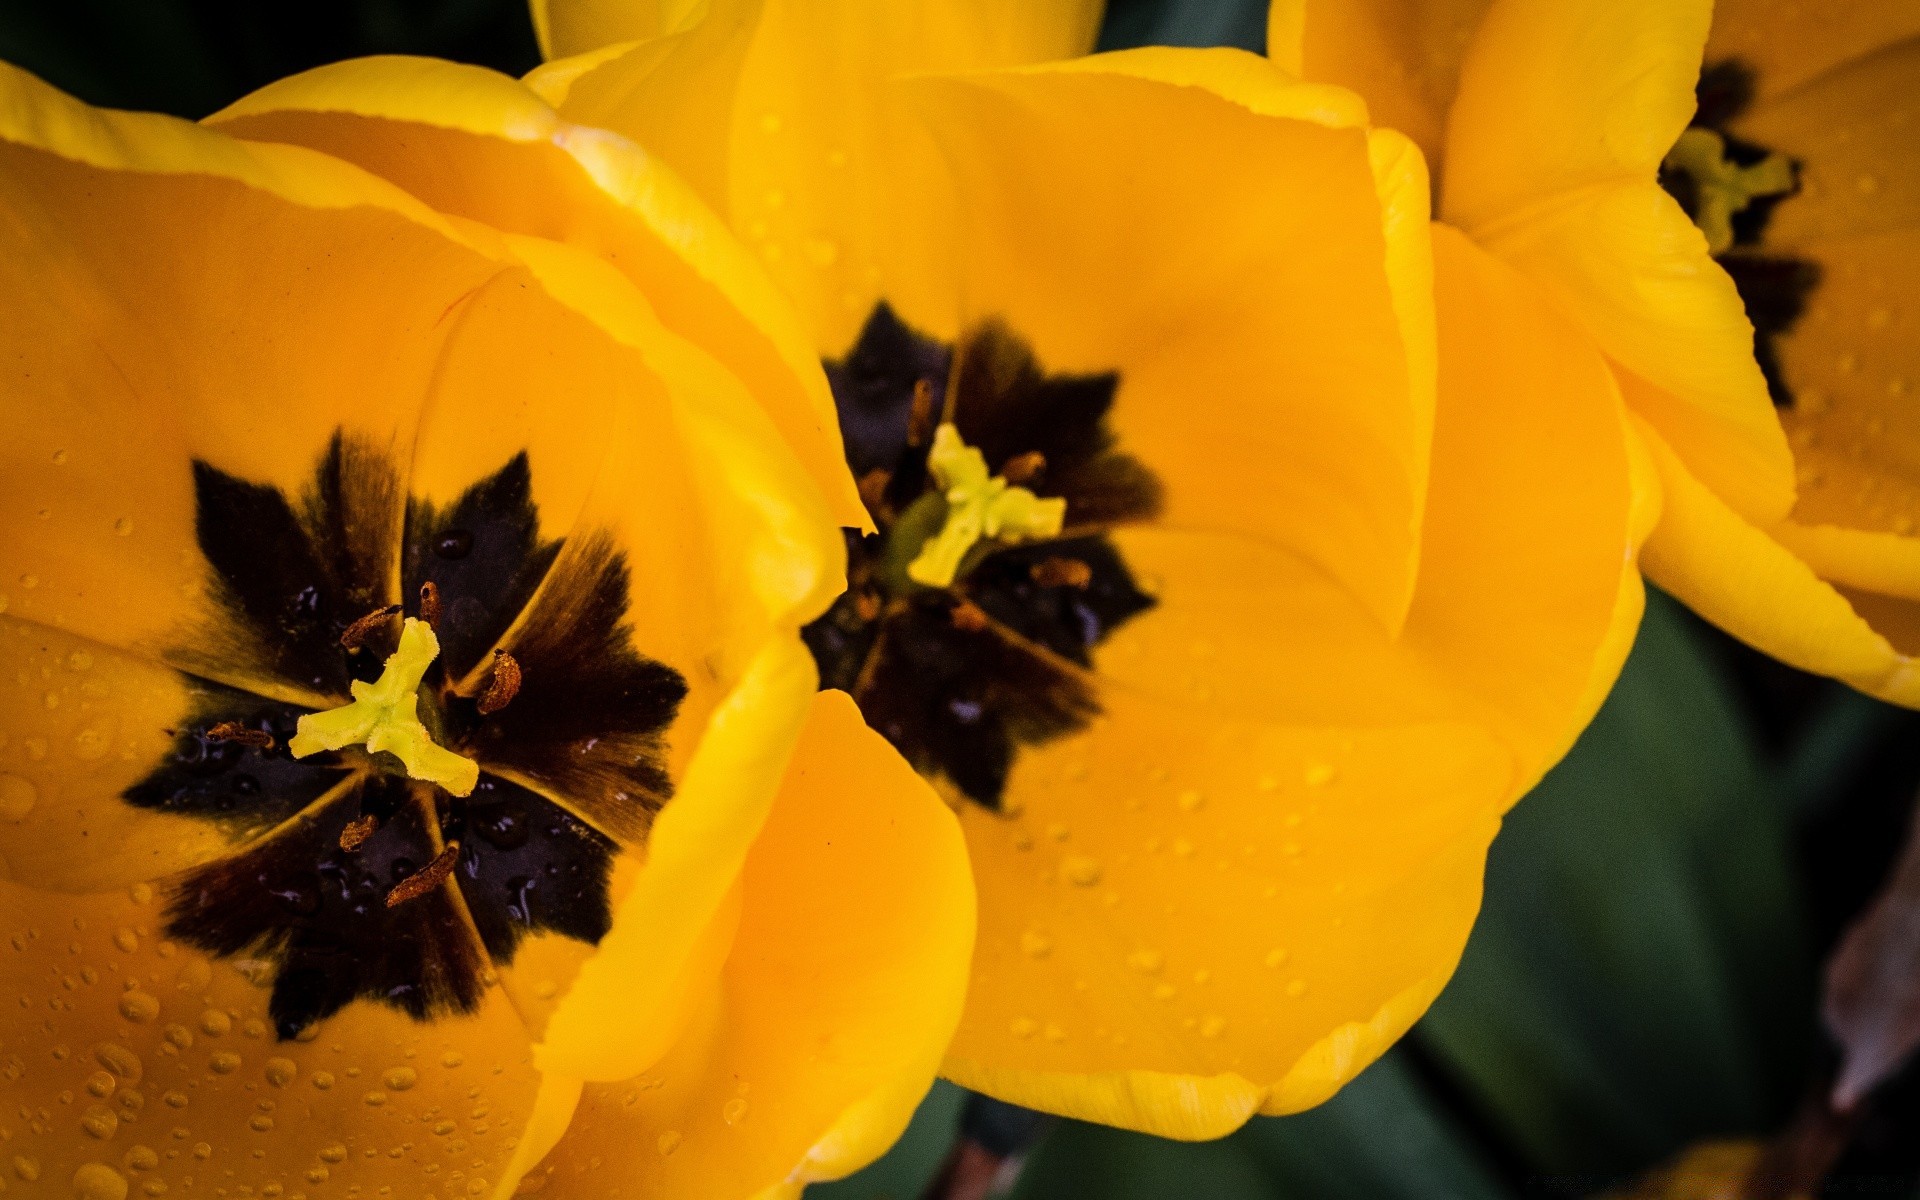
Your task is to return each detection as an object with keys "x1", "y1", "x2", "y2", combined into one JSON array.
[
  {"x1": 1441, "y1": 0, "x2": 1711, "y2": 227},
  {"x1": 1634, "y1": 416, "x2": 1920, "y2": 705},
  {"x1": 941, "y1": 684, "x2": 1507, "y2": 1136},
  {"x1": 0, "y1": 876, "x2": 543, "y2": 1198},
  {"x1": 1475, "y1": 179, "x2": 1794, "y2": 523},
  {"x1": 1773, "y1": 522, "x2": 1920, "y2": 601},
  {"x1": 534, "y1": 0, "x2": 717, "y2": 59},
  {"x1": 1276, "y1": 0, "x2": 1495, "y2": 171},
  {"x1": 1728, "y1": 36, "x2": 1920, "y2": 247},
  {"x1": 1706, "y1": 0, "x2": 1920, "y2": 103},
  {"x1": 510, "y1": 691, "x2": 974, "y2": 1198},
  {"x1": 533, "y1": 0, "x2": 1103, "y2": 353},
  {"x1": 208, "y1": 54, "x2": 868, "y2": 532},
  {"x1": 904, "y1": 49, "x2": 1434, "y2": 635}
]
